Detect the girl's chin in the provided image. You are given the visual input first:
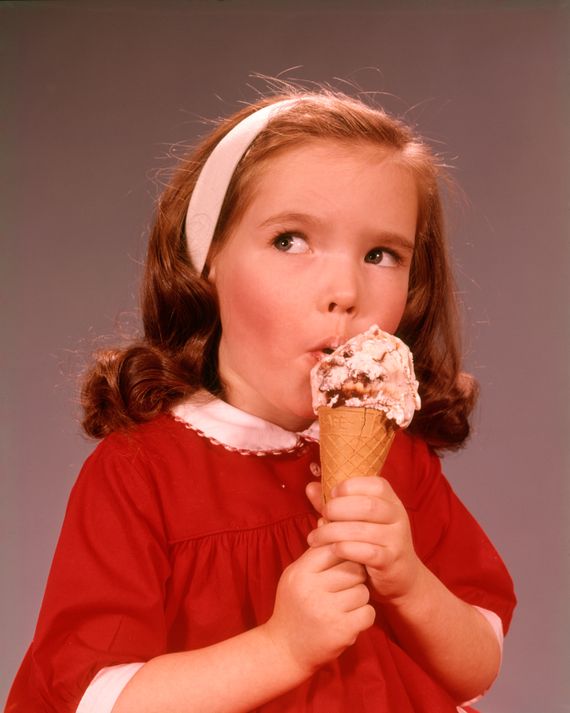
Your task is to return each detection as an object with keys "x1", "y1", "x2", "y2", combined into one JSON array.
[
  {"x1": 291, "y1": 408, "x2": 318, "y2": 432},
  {"x1": 276, "y1": 402, "x2": 316, "y2": 433}
]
